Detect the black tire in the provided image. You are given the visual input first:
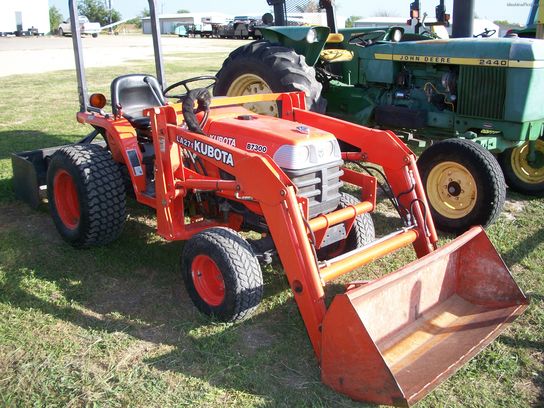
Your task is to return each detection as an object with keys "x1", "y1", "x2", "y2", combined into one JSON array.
[
  {"x1": 46, "y1": 144, "x2": 126, "y2": 247},
  {"x1": 181, "y1": 227, "x2": 263, "y2": 322},
  {"x1": 58, "y1": 28, "x2": 64, "y2": 37},
  {"x1": 318, "y1": 193, "x2": 375, "y2": 259},
  {"x1": 214, "y1": 40, "x2": 326, "y2": 114},
  {"x1": 92, "y1": 33, "x2": 98, "y2": 38},
  {"x1": 417, "y1": 139, "x2": 506, "y2": 234},
  {"x1": 498, "y1": 140, "x2": 544, "y2": 196}
]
